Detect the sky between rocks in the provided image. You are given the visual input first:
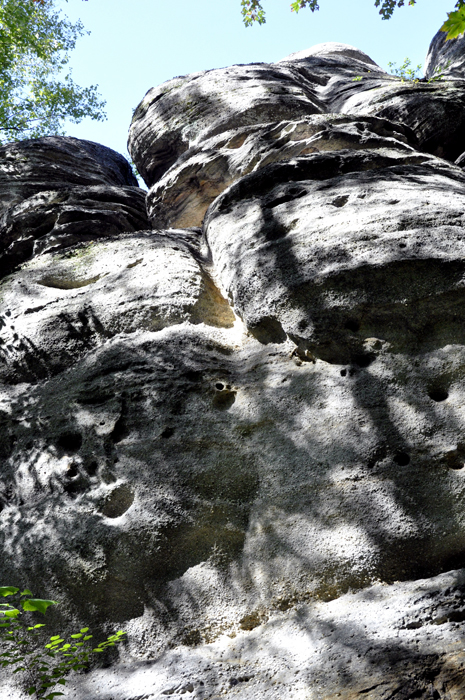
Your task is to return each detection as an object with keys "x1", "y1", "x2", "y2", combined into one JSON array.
[{"x1": 58, "y1": 0, "x2": 450, "y2": 162}]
